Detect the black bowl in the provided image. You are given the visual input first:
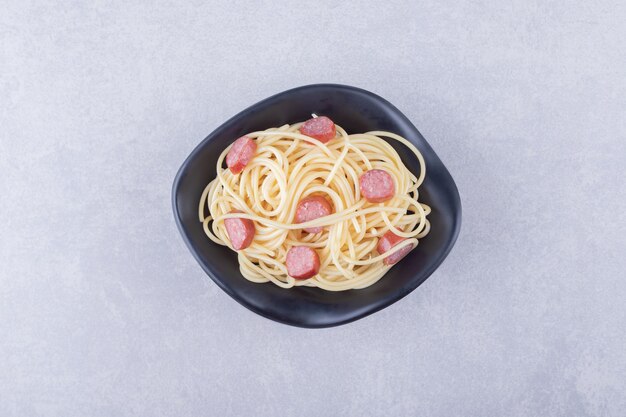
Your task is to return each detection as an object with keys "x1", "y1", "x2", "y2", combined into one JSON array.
[{"x1": 172, "y1": 84, "x2": 461, "y2": 328}]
